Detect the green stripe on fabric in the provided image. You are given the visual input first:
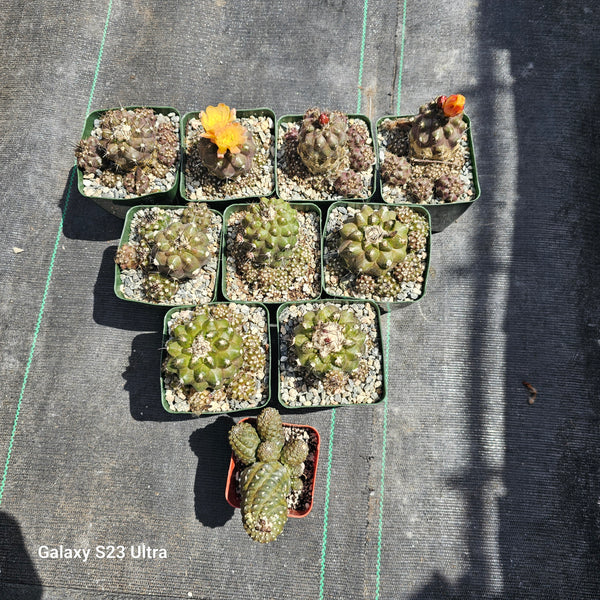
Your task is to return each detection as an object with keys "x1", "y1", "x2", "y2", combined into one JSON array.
[
  {"x1": 0, "y1": 0, "x2": 113, "y2": 508},
  {"x1": 395, "y1": 0, "x2": 408, "y2": 114},
  {"x1": 356, "y1": 0, "x2": 369, "y2": 112}
]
